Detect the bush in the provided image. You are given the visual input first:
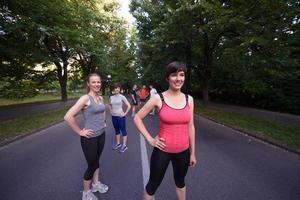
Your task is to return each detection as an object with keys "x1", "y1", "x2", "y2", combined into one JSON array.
[{"x1": 0, "y1": 78, "x2": 38, "y2": 99}]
